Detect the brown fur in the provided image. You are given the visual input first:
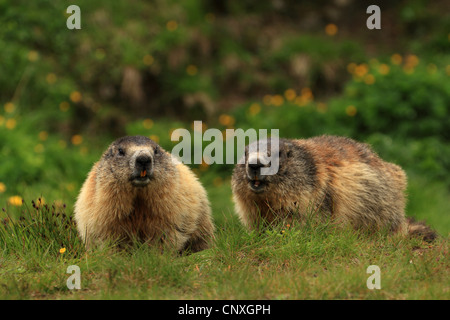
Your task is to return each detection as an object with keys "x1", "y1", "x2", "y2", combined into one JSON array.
[
  {"x1": 231, "y1": 135, "x2": 436, "y2": 241},
  {"x1": 74, "y1": 136, "x2": 215, "y2": 252}
]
